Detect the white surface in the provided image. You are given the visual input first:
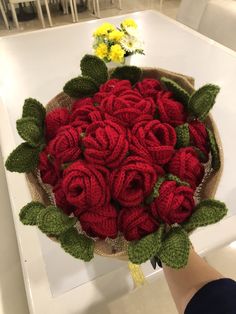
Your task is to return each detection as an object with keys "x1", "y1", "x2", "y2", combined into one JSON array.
[{"x1": 1, "y1": 10, "x2": 236, "y2": 314}]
